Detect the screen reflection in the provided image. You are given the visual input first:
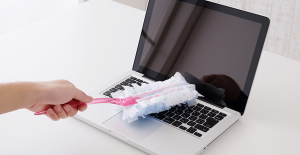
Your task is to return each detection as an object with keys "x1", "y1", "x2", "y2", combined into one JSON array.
[{"x1": 183, "y1": 72, "x2": 248, "y2": 114}]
